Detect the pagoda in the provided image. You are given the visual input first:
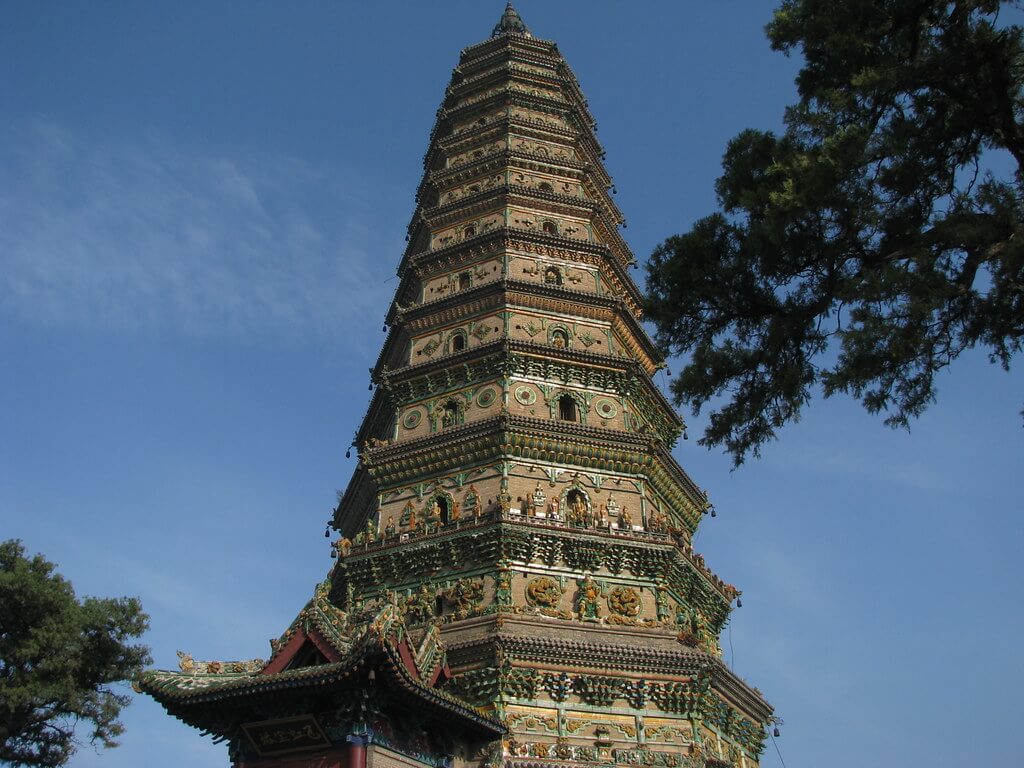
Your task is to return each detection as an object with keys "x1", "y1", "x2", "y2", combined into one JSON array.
[{"x1": 140, "y1": 6, "x2": 774, "y2": 768}]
